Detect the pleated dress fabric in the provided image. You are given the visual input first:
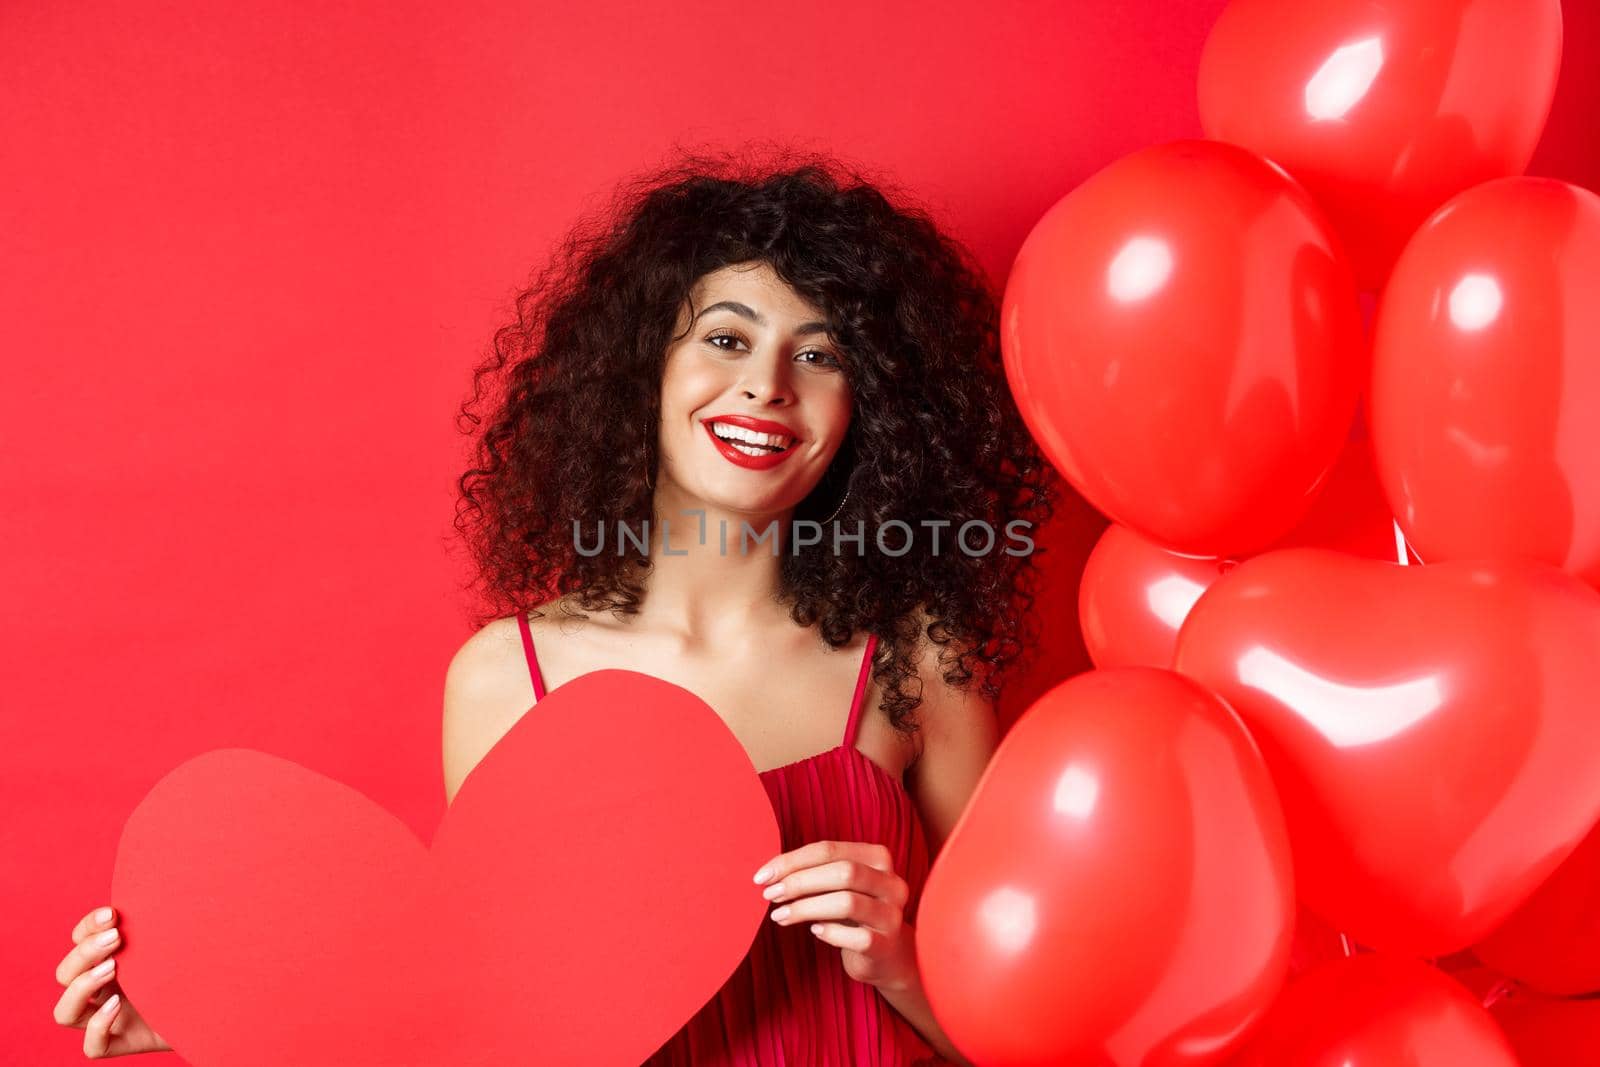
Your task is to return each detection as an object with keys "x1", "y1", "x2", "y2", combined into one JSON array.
[{"x1": 517, "y1": 612, "x2": 949, "y2": 1066}]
